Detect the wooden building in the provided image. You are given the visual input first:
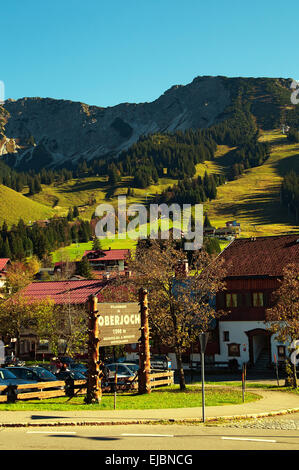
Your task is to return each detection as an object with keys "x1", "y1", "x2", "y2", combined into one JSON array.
[
  {"x1": 214, "y1": 234, "x2": 299, "y2": 369},
  {"x1": 83, "y1": 248, "x2": 130, "y2": 273}
]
